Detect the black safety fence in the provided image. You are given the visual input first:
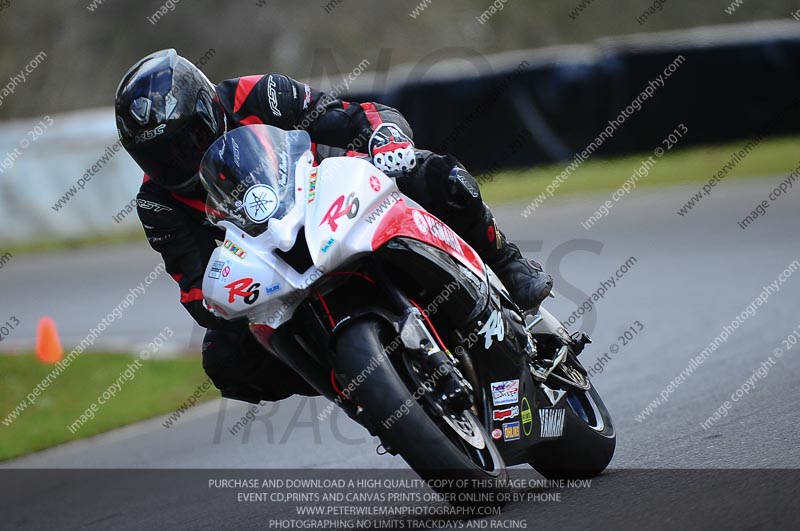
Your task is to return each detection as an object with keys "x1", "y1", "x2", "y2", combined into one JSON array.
[{"x1": 346, "y1": 22, "x2": 800, "y2": 173}]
